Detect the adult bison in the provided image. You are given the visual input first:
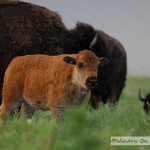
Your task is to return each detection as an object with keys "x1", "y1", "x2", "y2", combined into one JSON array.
[
  {"x1": 0, "y1": 1, "x2": 126, "y2": 109},
  {"x1": 90, "y1": 30, "x2": 127, "y2": 108}
]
